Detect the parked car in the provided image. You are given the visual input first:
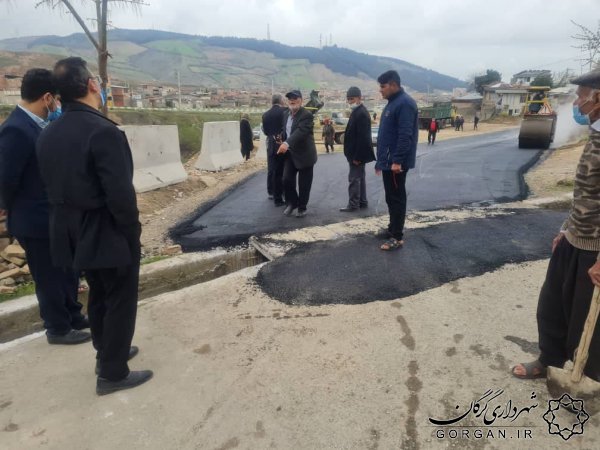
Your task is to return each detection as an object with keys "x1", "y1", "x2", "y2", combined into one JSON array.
[
  {"x1": 371, "y1": 126, "x2": 378, "y2": 146},
  {"x1": 252, "y1": 126, "x2": 261, "y2": 140}
]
